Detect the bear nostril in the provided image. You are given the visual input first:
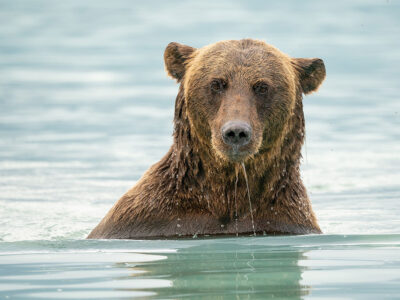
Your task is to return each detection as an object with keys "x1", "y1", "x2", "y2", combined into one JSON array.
[
  {"x1": 227, "y1": 131, "x2": 235, "y2": 138},
  {"x1": 221, "y1": 121, "x2": 252, "y2": 148}
]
